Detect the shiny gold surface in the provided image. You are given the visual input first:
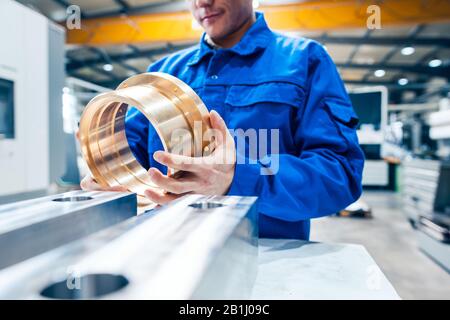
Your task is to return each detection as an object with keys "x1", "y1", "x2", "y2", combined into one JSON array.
[{"x1": 79, "y1": 72, "x2": 211, "y2": 206}]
